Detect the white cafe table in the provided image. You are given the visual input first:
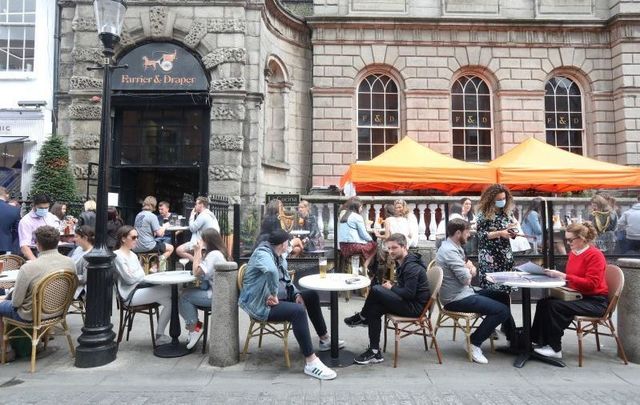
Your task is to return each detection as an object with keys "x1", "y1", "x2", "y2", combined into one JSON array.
[
  {"x1": 299, "y1": 273, "x2": 370, "y2": 367},
  {"x1": 488, "y1": 272, "x2": 566, "y2": 368},
  {"x1": 144, "y1": 270, "x2": 195, "y2": 358},
  {"x1": 0, "y1": 270, "x2": 20, "y2": 289}
]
